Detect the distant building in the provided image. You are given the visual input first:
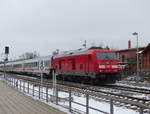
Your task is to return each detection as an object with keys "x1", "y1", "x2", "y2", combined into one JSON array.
[
  {"x1": 116, "y1": 40, "x2": 148, "y2": 75},
  {"x1": 141, "y1": 43, "x2": 150, "y2": 75},
  {"x1": 117, "y1": 47, "x2": 145, "y2": 64}
]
